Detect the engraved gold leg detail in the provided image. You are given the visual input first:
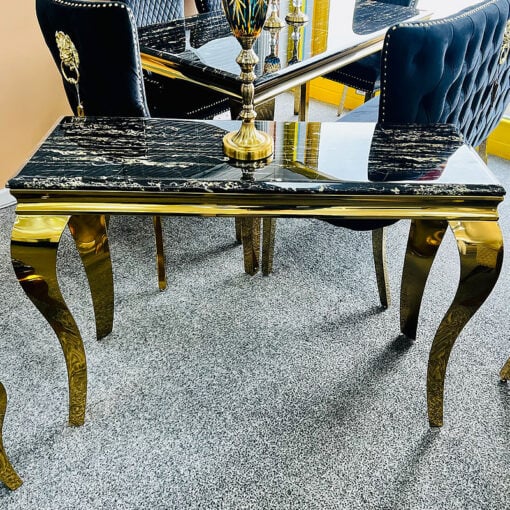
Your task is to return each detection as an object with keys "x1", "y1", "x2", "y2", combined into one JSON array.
[
  {"x1": 0, "y1": 383, "x2": 22, "y2": 490},
  {"x1": 68, "y1": 215, "x2": 114, "y2": 339},
  {"x1": 240, "y1": 217, "x2": 261, "y2": 275},
  {"x1": 500, "y1": 357, "x2": 510, "y2": 381},
  {"x1": 262, "y1": 217, "x2": 276, "y2": 276},
  {"x1": 400, "y1": 220, "x2": 448, "y2": 339},
  {"x1": 427, "y1": 220, "x2": 503, "y2": 427},
  {"x1": 152, "y1": 215, "x2": 166, "y2": 291},
  {"x1": 11, "y1": 215, "x2": 87, "y2": 426},
  {"x1": 372, "y1": 228, "x2": 390, "y2": 309}
]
